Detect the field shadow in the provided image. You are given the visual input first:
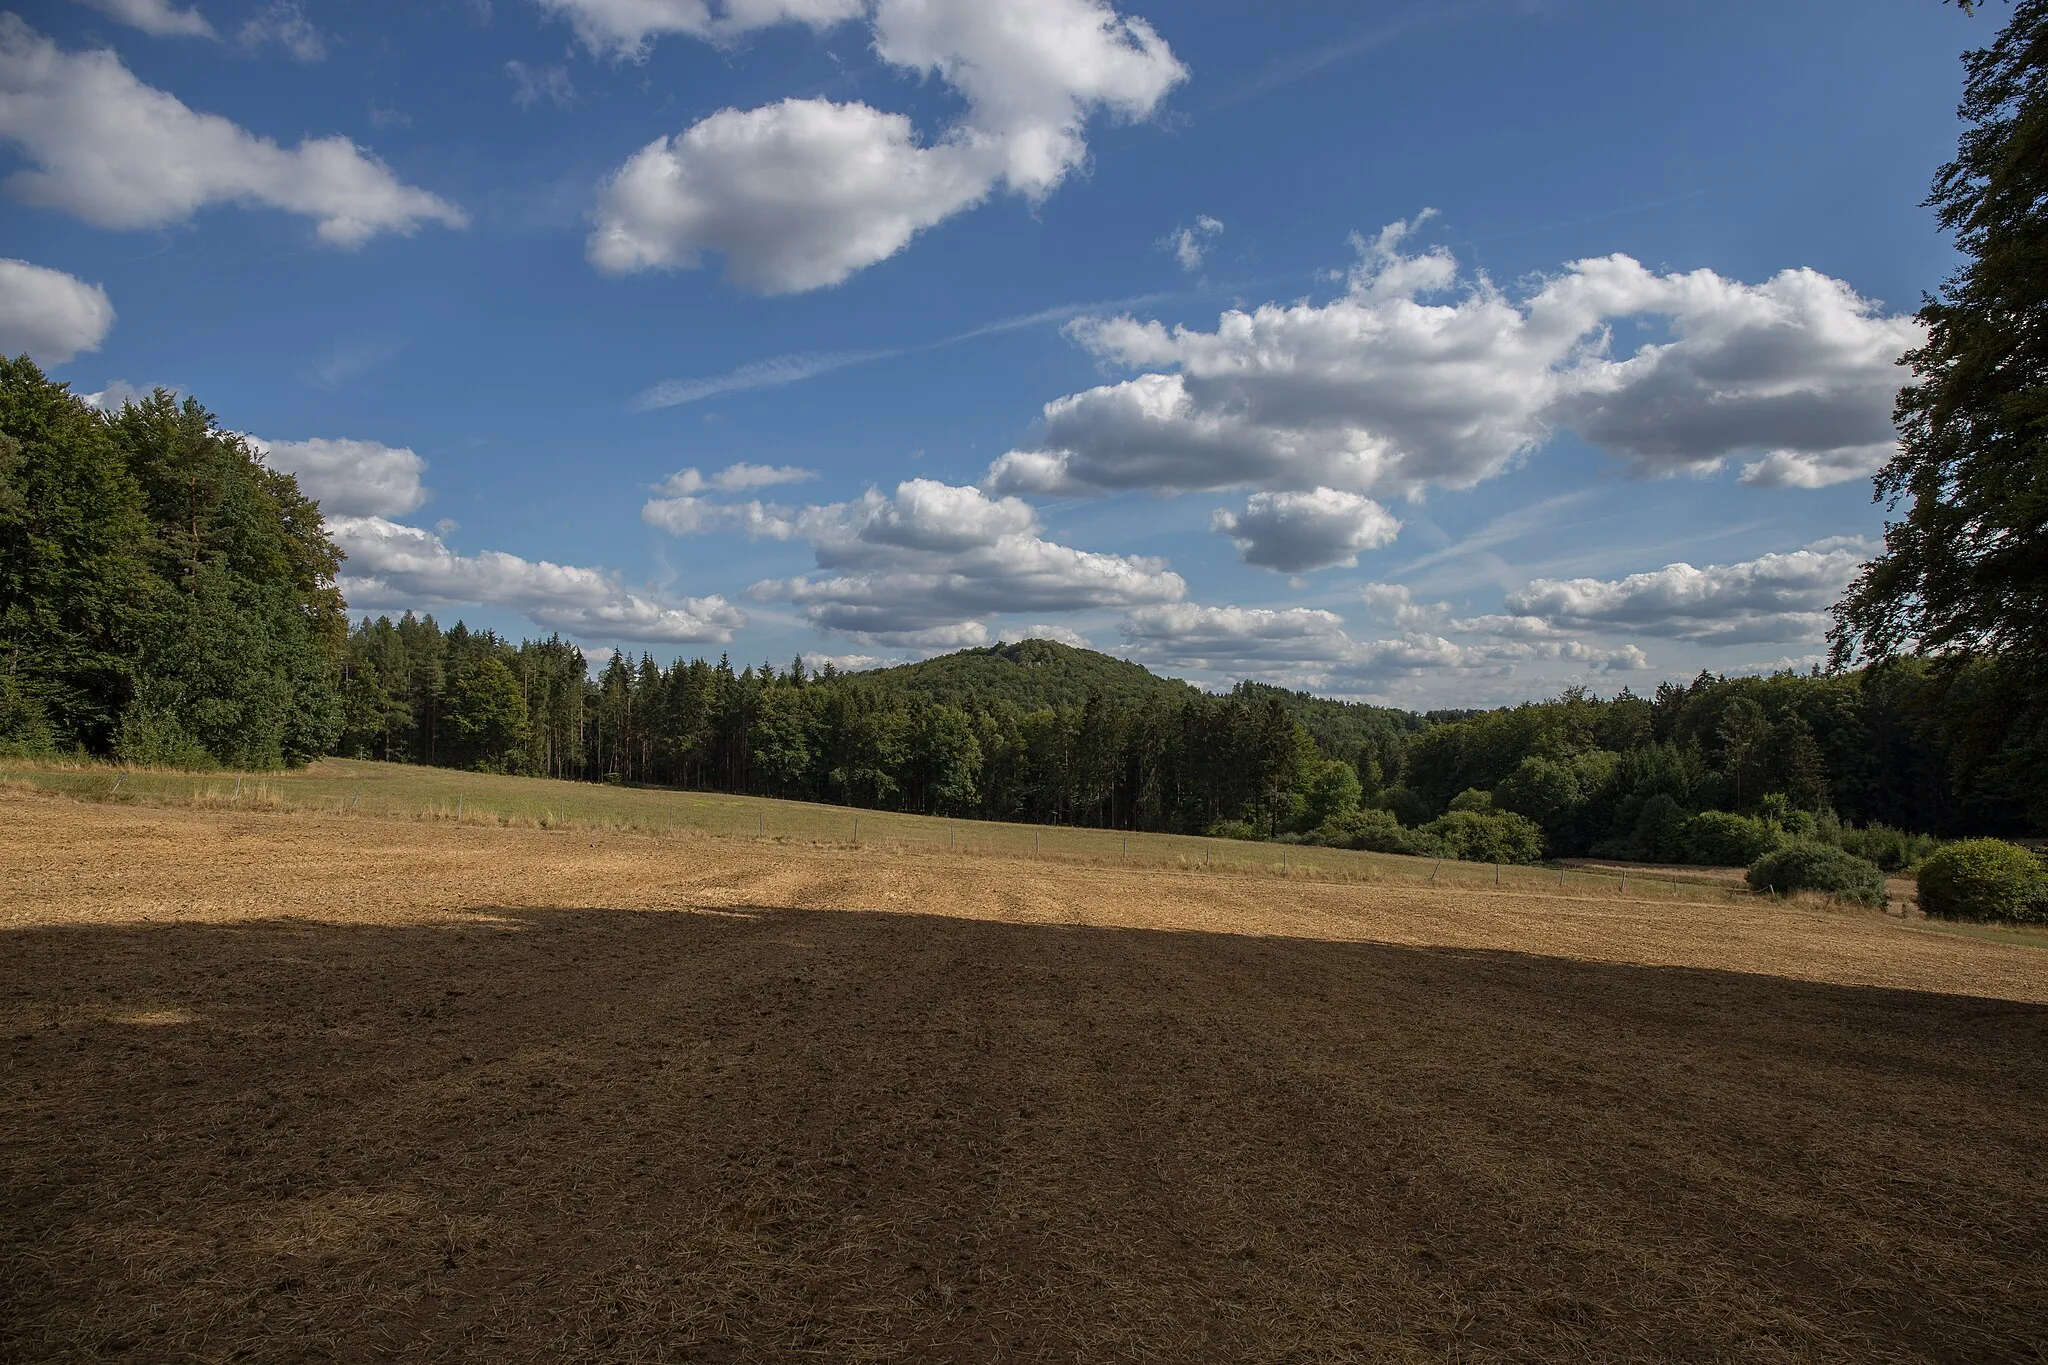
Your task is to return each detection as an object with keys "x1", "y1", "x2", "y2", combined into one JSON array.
[{"x1": 5, "y1": 905, "x2": 2046, "y2": 1363}]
